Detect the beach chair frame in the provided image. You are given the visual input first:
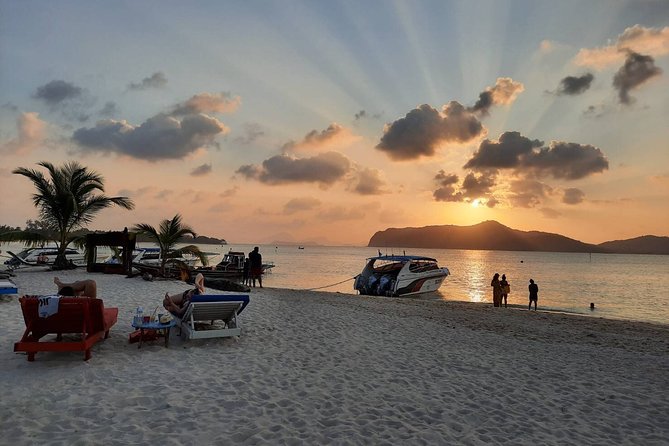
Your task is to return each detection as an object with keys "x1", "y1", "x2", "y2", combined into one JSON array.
[{"x1": 174, "y1": 295, "x2": 248, "y2": 340}]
